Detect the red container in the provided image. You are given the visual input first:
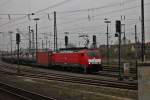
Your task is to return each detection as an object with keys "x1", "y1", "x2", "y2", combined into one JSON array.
[
  {"x1": 37, "y1": 52, "x2": 49, "y2": 65},
  {"x1": 51, "y1": 52, "x2": 83, "y2": 66}
]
